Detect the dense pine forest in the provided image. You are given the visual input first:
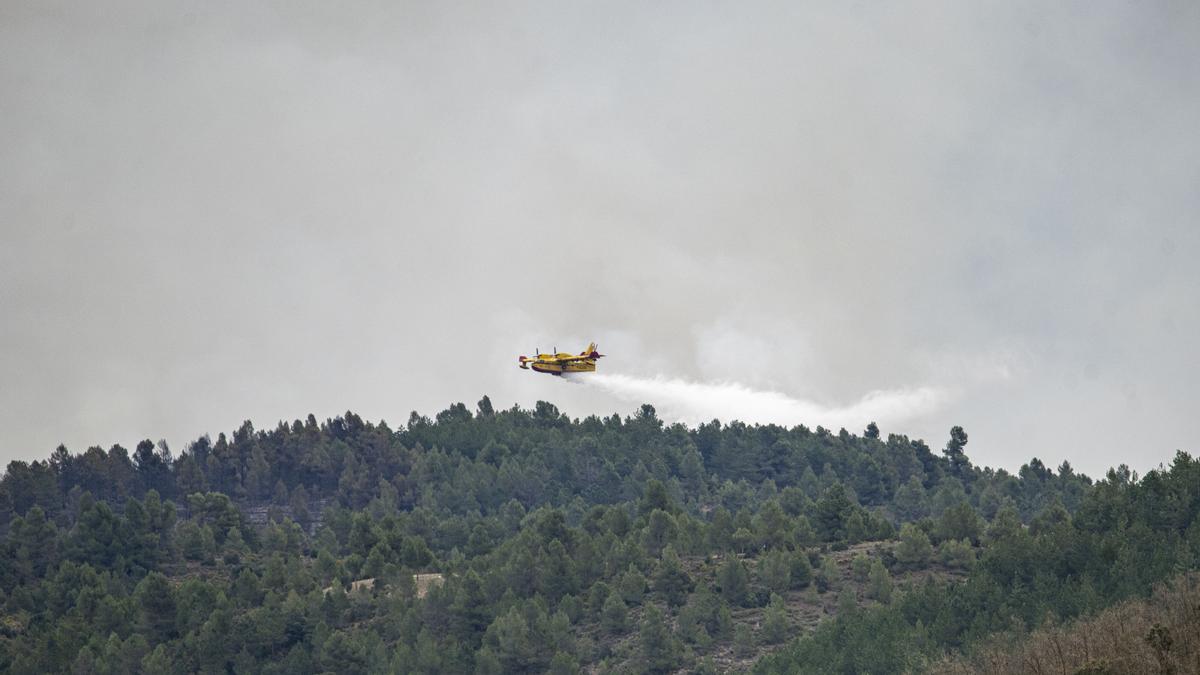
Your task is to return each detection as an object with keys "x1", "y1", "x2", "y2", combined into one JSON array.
[{"x1": 1, "y1": 398, "x2": 1197, "y2": 673}]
